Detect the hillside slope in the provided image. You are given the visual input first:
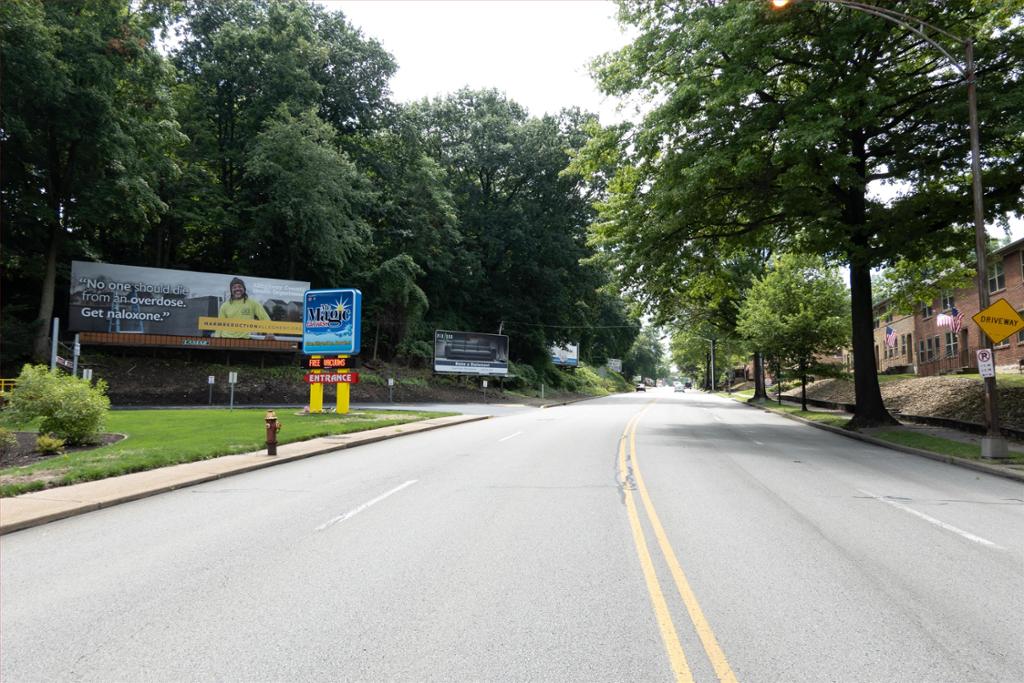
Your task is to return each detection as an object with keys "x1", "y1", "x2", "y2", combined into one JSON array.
[{"x1": 786, "y1": 376, "x2": 1024, "y2": 429}]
